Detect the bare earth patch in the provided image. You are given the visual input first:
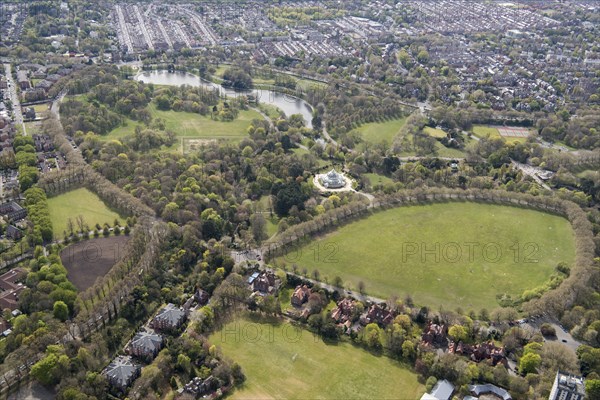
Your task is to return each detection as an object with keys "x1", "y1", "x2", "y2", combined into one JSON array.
[{"x1": 60, "y1": 236, "x2": 130, "y2": 291}]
